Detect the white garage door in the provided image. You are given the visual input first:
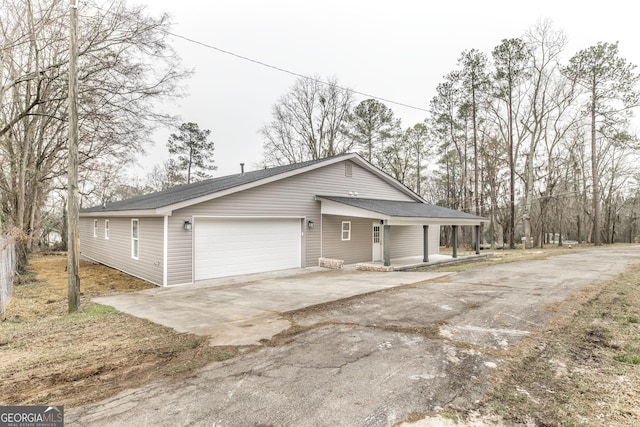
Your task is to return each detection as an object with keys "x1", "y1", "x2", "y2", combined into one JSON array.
[{"x1": 194, "y1": 218, "x2": 302, "y2": 280}]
